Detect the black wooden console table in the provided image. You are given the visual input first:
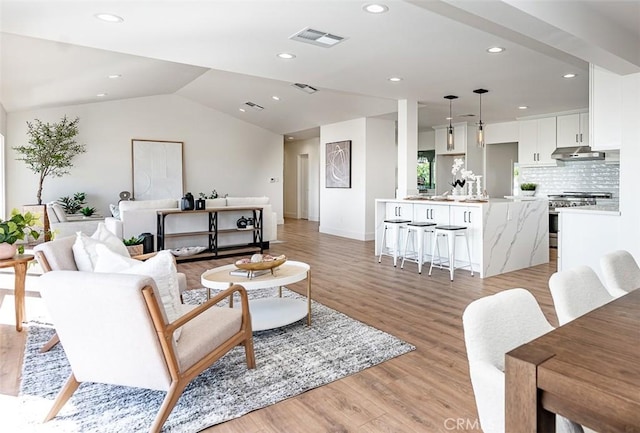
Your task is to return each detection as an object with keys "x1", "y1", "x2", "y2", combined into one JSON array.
[{"x1": 156, "y1": 207, "x2": 264, "y2": 262}]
